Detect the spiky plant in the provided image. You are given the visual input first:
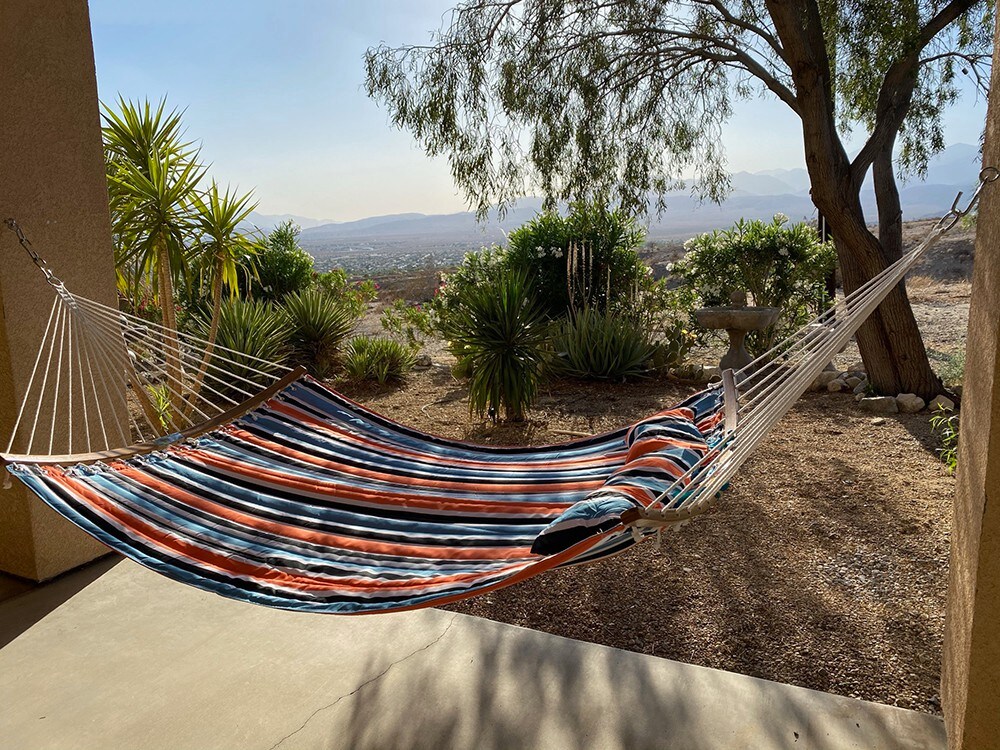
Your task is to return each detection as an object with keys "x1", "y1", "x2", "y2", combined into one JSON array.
[
  {"x1": 342, "y1": 336, "x2": 416, "y2": 384},
  {"x1": 442, "y1": 268, "x2": 549, "y2": 422},
  {"x1": 553, "y1": 306, "x2": 656, "y2": 380},
  {"x1": 281, "y1": 288, "x2": 358, "y2": 378}
]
